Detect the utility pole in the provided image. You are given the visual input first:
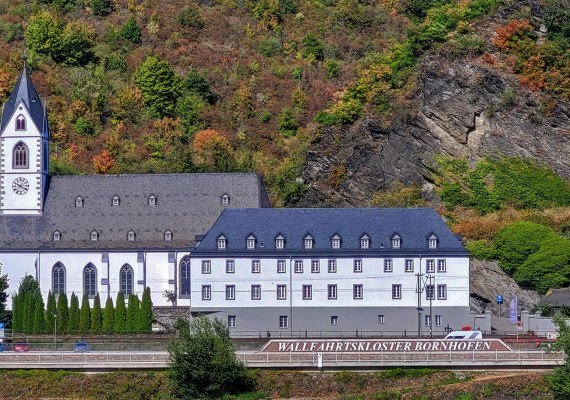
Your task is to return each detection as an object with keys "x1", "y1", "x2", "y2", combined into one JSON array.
[
  {"x1": 428, "y1": 274, "x2": 434, "y2": 338},
  {"x1": 415, "y1": 272, "x2": 424, "y2": 338}
]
